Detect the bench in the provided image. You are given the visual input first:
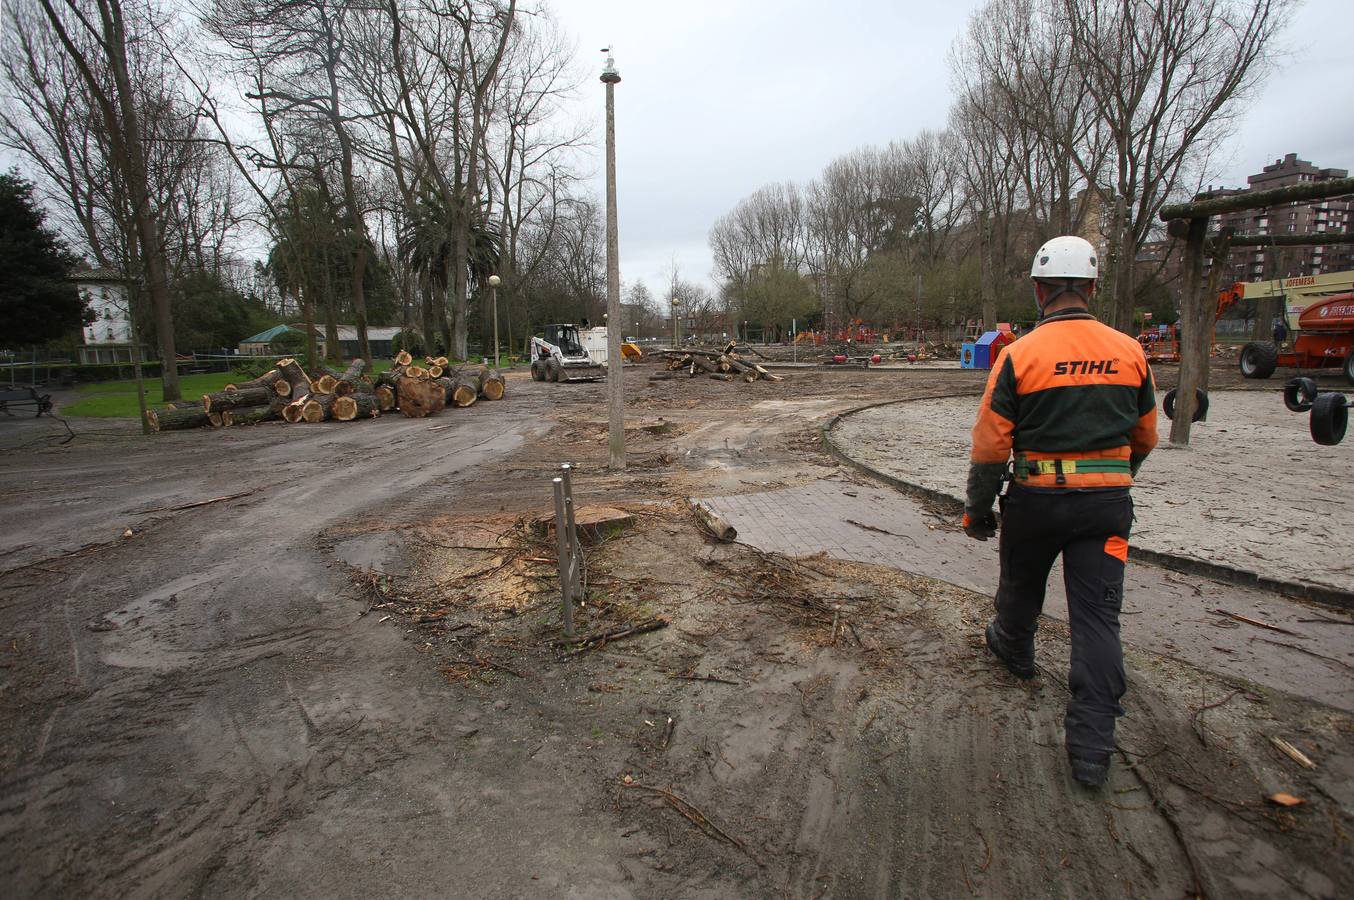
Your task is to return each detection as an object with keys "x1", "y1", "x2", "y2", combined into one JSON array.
[{"x1": 0, "y1": 386, "x2": 54, "y2": 417}]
